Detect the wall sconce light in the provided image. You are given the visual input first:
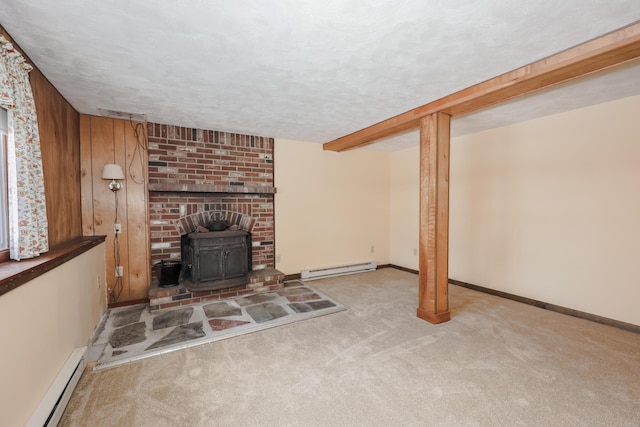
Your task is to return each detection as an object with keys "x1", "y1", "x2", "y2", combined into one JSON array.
[{"x1": 101, "y1": 164, "x2": 125, "y2": 192}]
